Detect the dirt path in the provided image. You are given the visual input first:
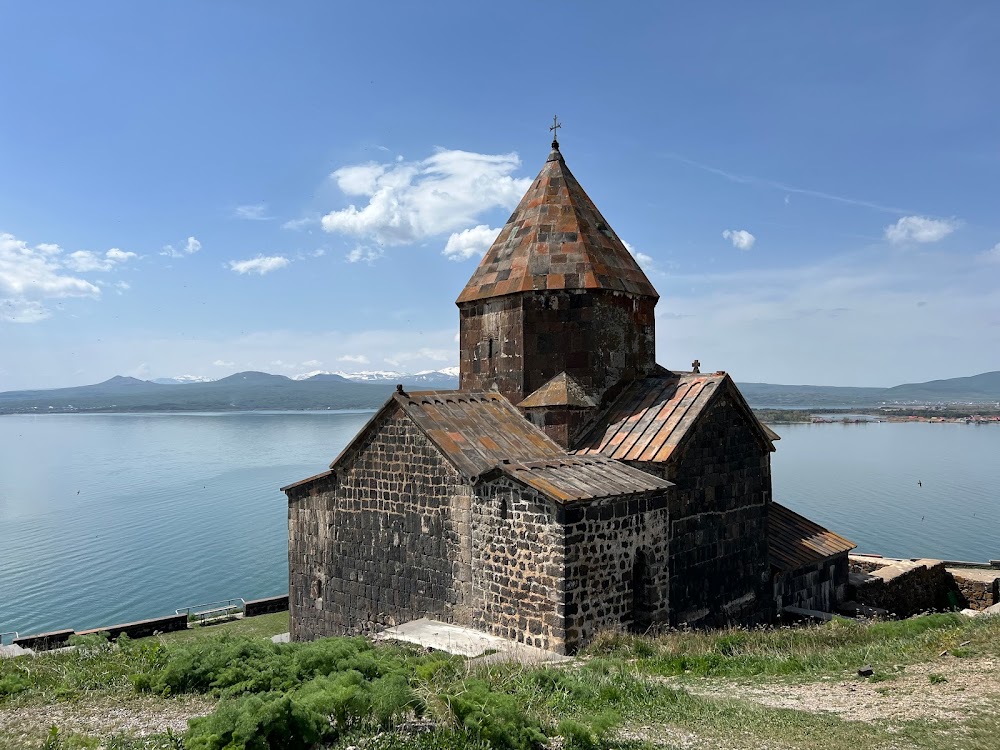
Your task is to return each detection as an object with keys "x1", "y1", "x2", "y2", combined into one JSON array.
[{"x1": 670, "y1": 656, "x2": 1000, "y2": 724}]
